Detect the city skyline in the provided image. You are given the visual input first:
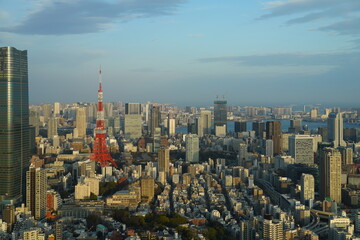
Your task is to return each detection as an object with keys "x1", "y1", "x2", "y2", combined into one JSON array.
[{"x1": 1, "y1": 1, "x2": 359, "y2": 106}]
